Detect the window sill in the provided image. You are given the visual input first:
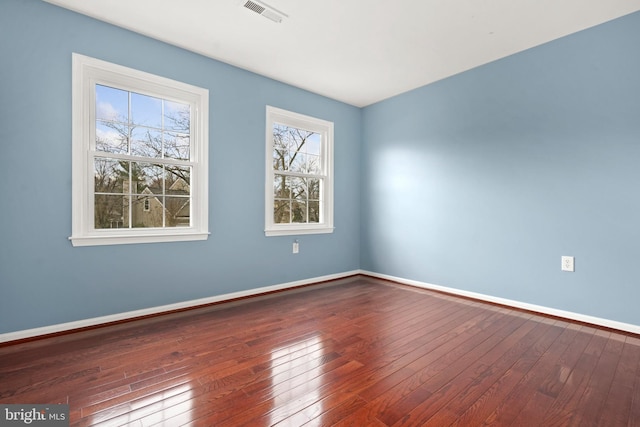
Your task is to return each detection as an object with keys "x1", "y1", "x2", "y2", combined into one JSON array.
[
  {"x1": 70, "y1": 231, "x2": 210, "y2": 247},
  {"x1": 265, "y1": 226, "x2": 334, "y2": 237}
]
